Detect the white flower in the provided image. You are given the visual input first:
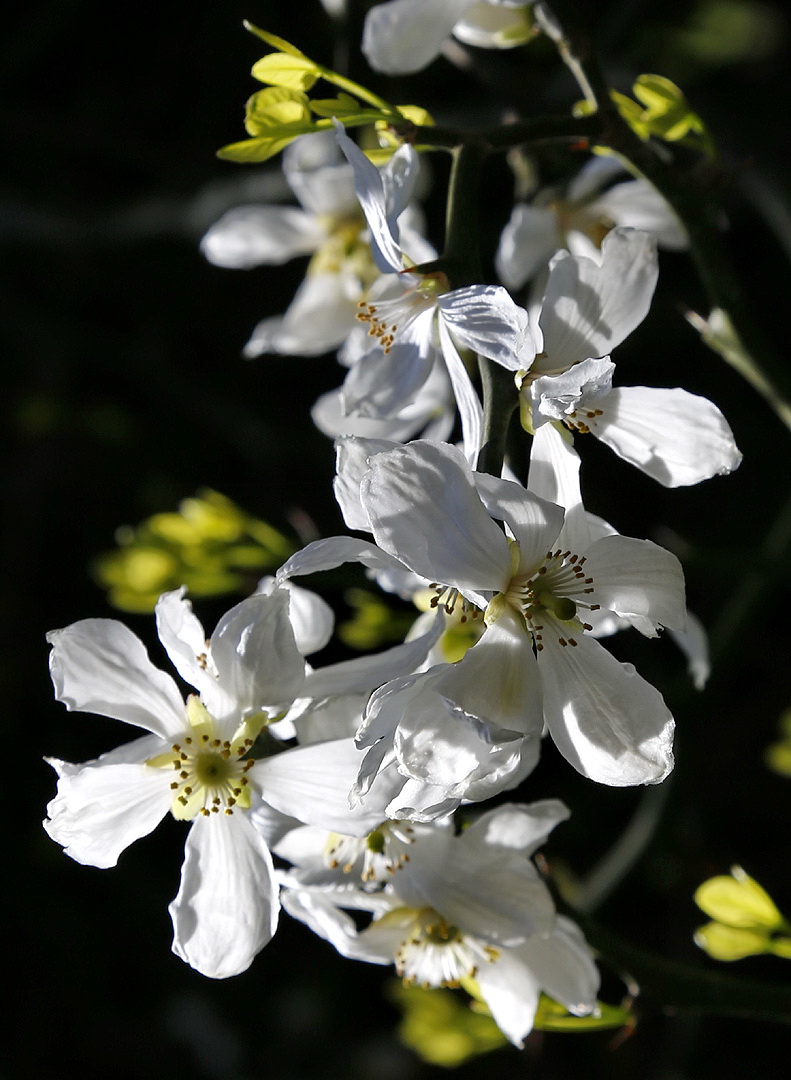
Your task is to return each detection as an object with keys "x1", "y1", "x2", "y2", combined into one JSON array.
[
  {"x1": 281, "y1": 440, "x2": 685, "y2": 791},
  {"x1": 363, "y1": 0, "x2": 535, "y2": 75},
  {"x1": 497, "y1": 156, "x2": 687, "y2": 290},
  {"x1": 336, "y1": 124, "x2": 534, "y2": 455},
  {"x1": 528, "y1": 356, "x2": 742, "y2": 487},
  {"x1": 43, "y1": 587, "x2": 398, "y2": 978},
  {"x1": 280, "y1": 801, "x2": 599, "y2": 1047}
]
